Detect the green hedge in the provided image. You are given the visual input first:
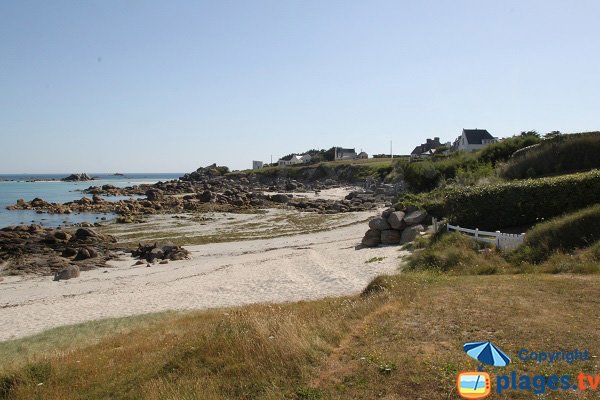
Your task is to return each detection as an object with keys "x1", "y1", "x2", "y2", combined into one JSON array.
[
  {"x1": 444, "y1": 170, "x2": 600, "y2": 230},
  {"x1": 513, "y1": 204, "x2": 600, "y2": 263},
  {"x1": 501, "y1": 132, "x2": 600, "y2": 179}
]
